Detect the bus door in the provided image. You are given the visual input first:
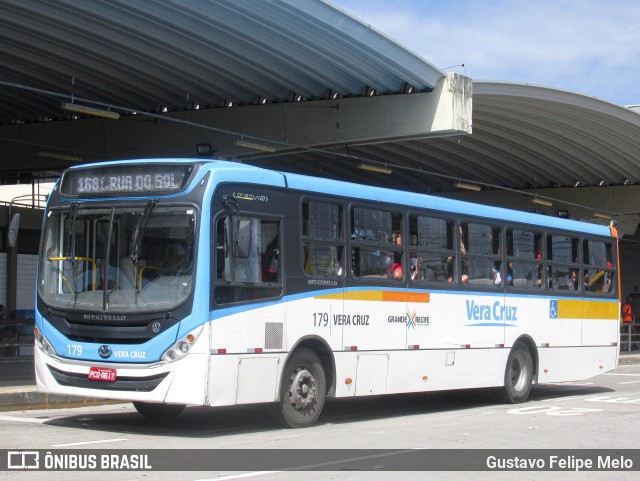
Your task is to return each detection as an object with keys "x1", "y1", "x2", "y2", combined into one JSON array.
[{"x1": 210, "y1": 214, "x2": 285, "y2": 405}]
